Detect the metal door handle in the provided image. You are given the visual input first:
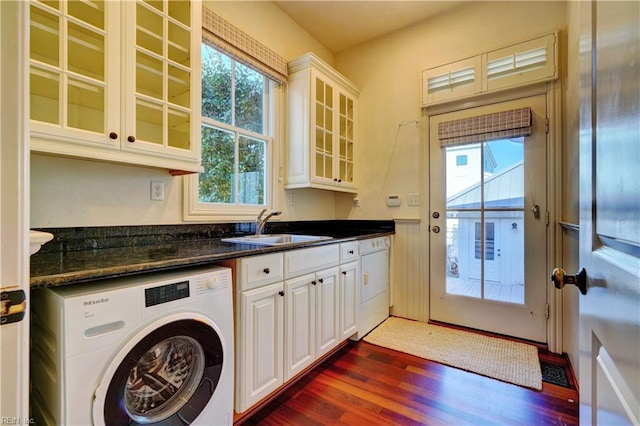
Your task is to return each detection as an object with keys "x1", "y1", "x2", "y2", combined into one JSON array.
[
  {"x1": 431, "y1": 225, "x2": 440, "y2": 233},
  {"x1": 551, "y1": 267, "x2": 587, "y2": 295}
]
